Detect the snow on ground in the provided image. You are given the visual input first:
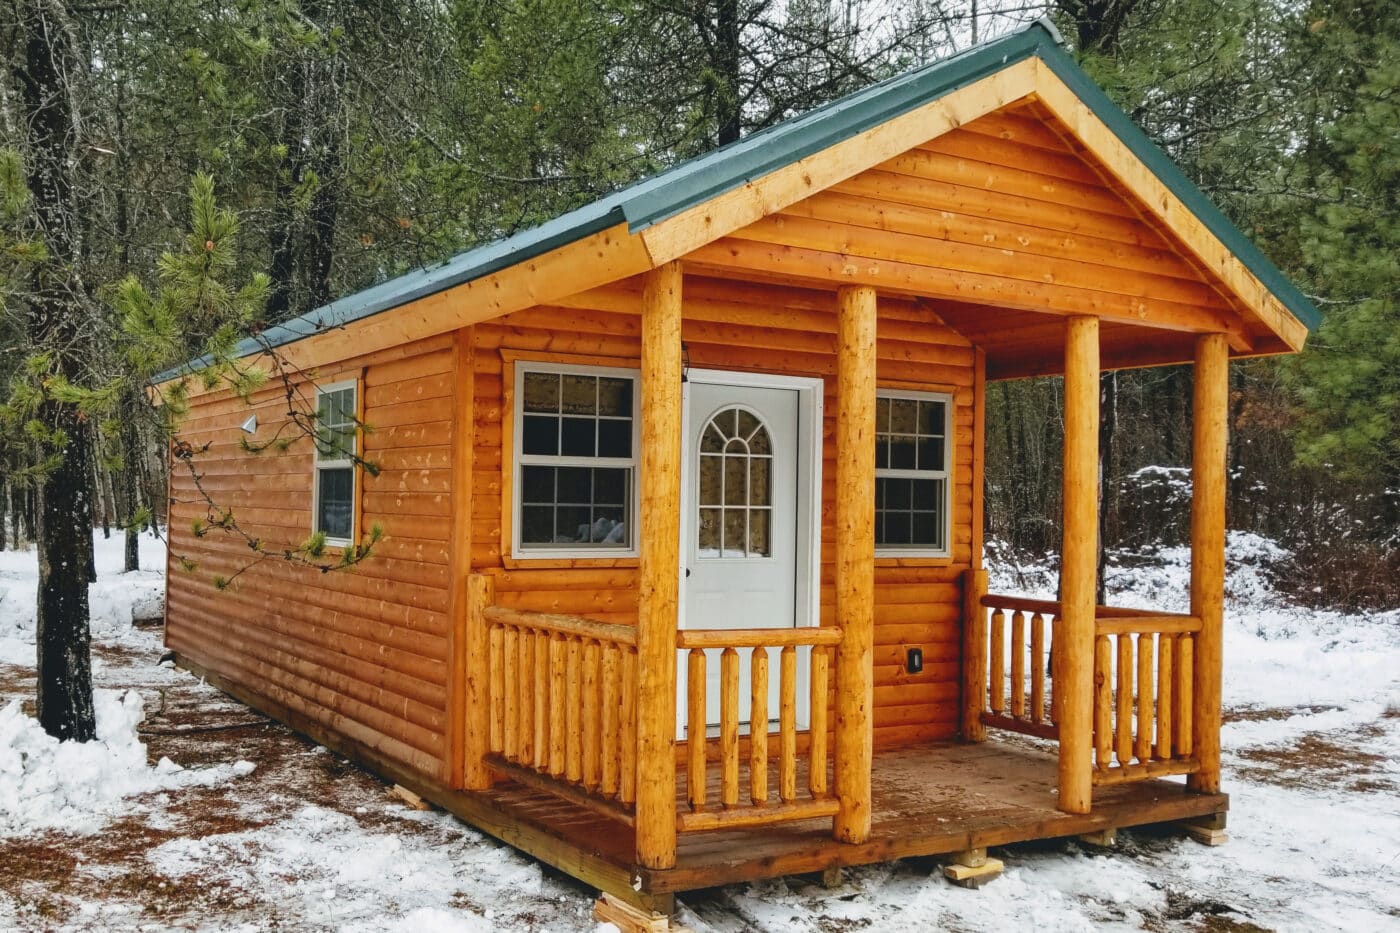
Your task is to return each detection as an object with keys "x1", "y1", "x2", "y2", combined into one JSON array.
[
  {"x1": 0, "y1": 688, "x2": 255, "y2": 837},
  {"x1": 0, "y1": 530, "x2": 1397, "y2": 931},
  {"x1": 0, "y1": 528, "x2": 165, "y2": 666}
]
